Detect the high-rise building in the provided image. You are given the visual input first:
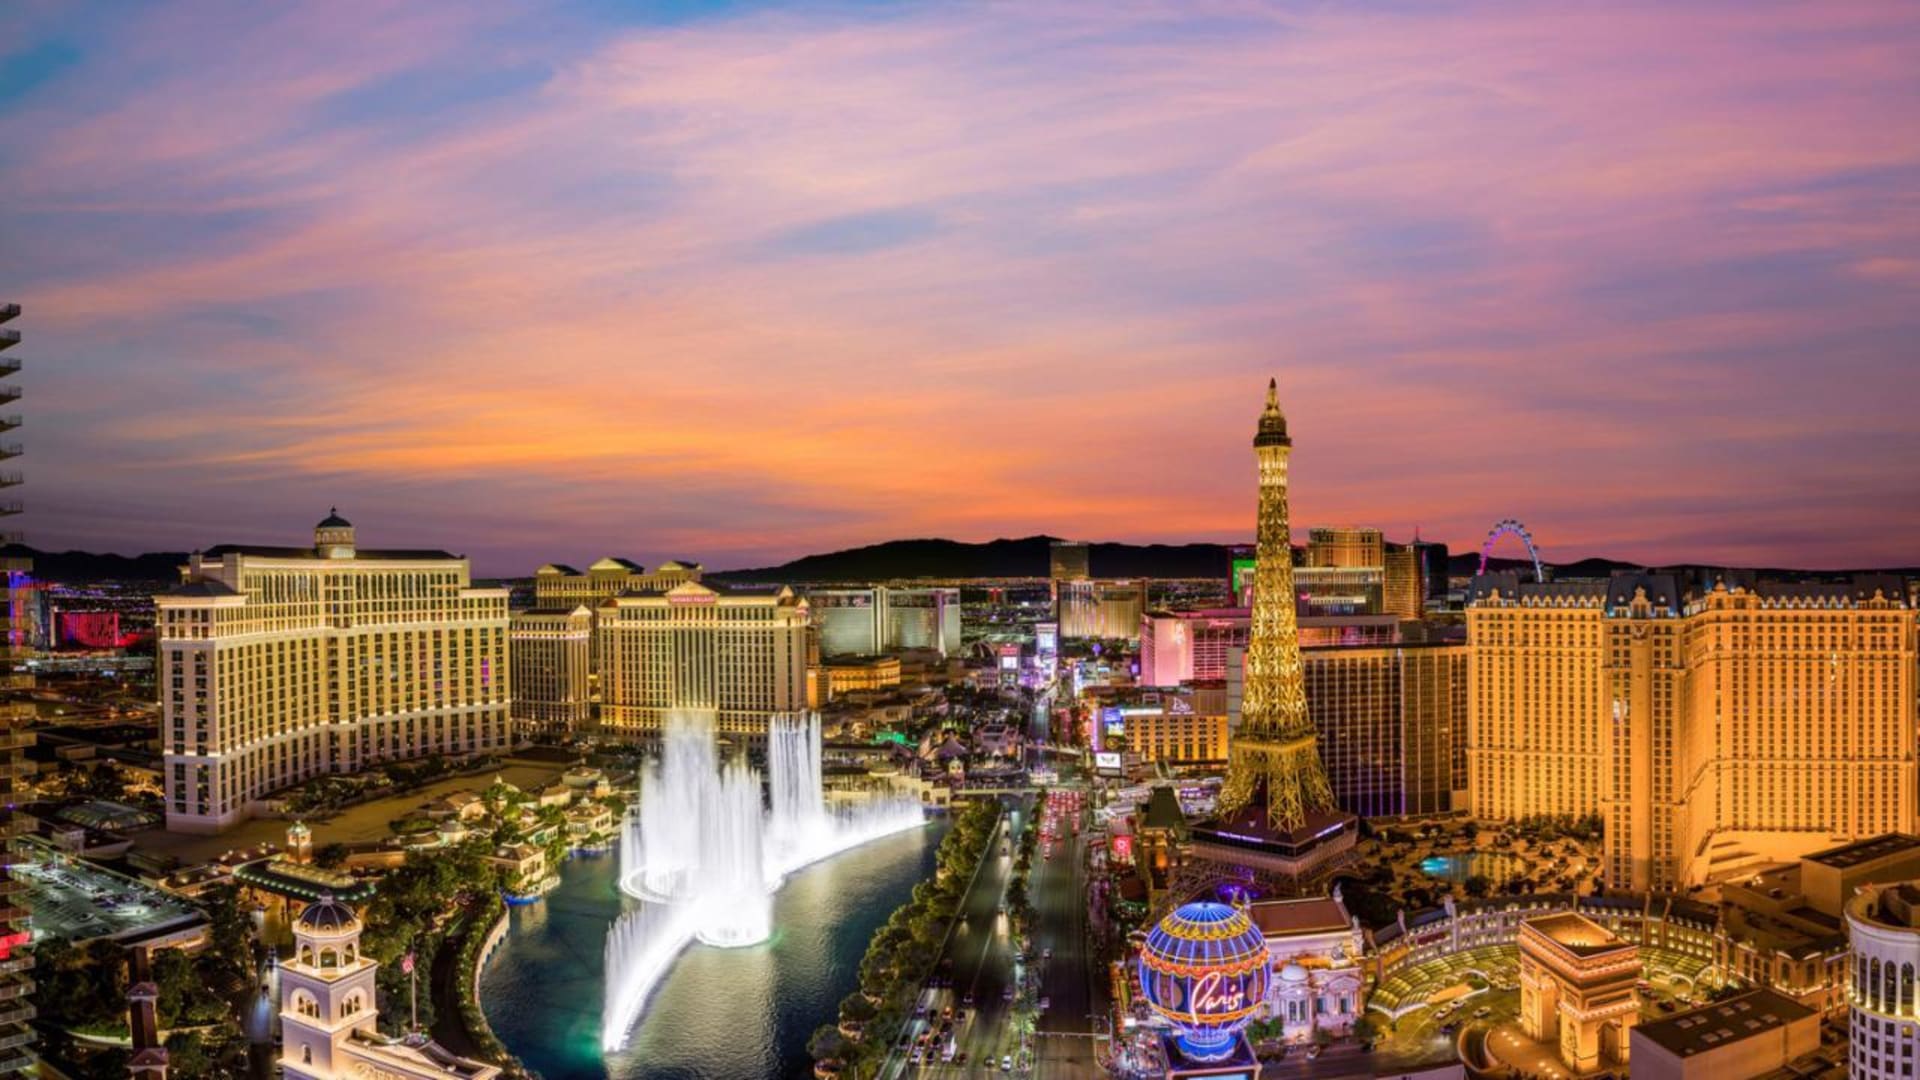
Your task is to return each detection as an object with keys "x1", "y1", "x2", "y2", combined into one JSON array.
[
  {"x1": 1468, "y1": 571, "x2": 1916, "y2": 890},
  {"x1": 156, "y1": 513, "x2": 511, "y2": 833},
  {"x1": 1413, "y1": 537, "x2": 1450, "y2": 602},
  {"x1": 1292, "y1": 566, "x2": 1383, "y2": 617},
  {"x1": 0, "y1": 303, "x2": 33, "y2": 1076},
  {"x1": 596, "y1": 581, "x2": 810, "y2": 739},
  {"x1": 1209, "y1": 381, "x2": 1347, "y2": 852},
  {"x1": 509, "y1": 604, "x2": 592, "y2": 737},
  {"x1": 1306, "y1": 527, "x2": 1384, "y2": 569},
  {"x1": 1049, "y1": 540, "x2": 1091, "y2": 581},
  {"x1": 1139, "y1": 608, "x2": 1250, "y2": 687},
  {"x1": 804, "y1": 586, "x2": 962, "y2": 657},
  {"x1": 1383, "y1": 542, "x2": 1423, "y2": 619},
  {"x1": 1057, "y1": 578, "x2": 1145, "y2": 640},
  {"x1": 511, "y1": 556, "x2": 705, "y2": 738},
  {"x1": 1844, "y1": 881, "x2": 1920, "y2": 1080},
  {"x1": 1303, "y1": 642, "x2": 1468, "y2": 819}
]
